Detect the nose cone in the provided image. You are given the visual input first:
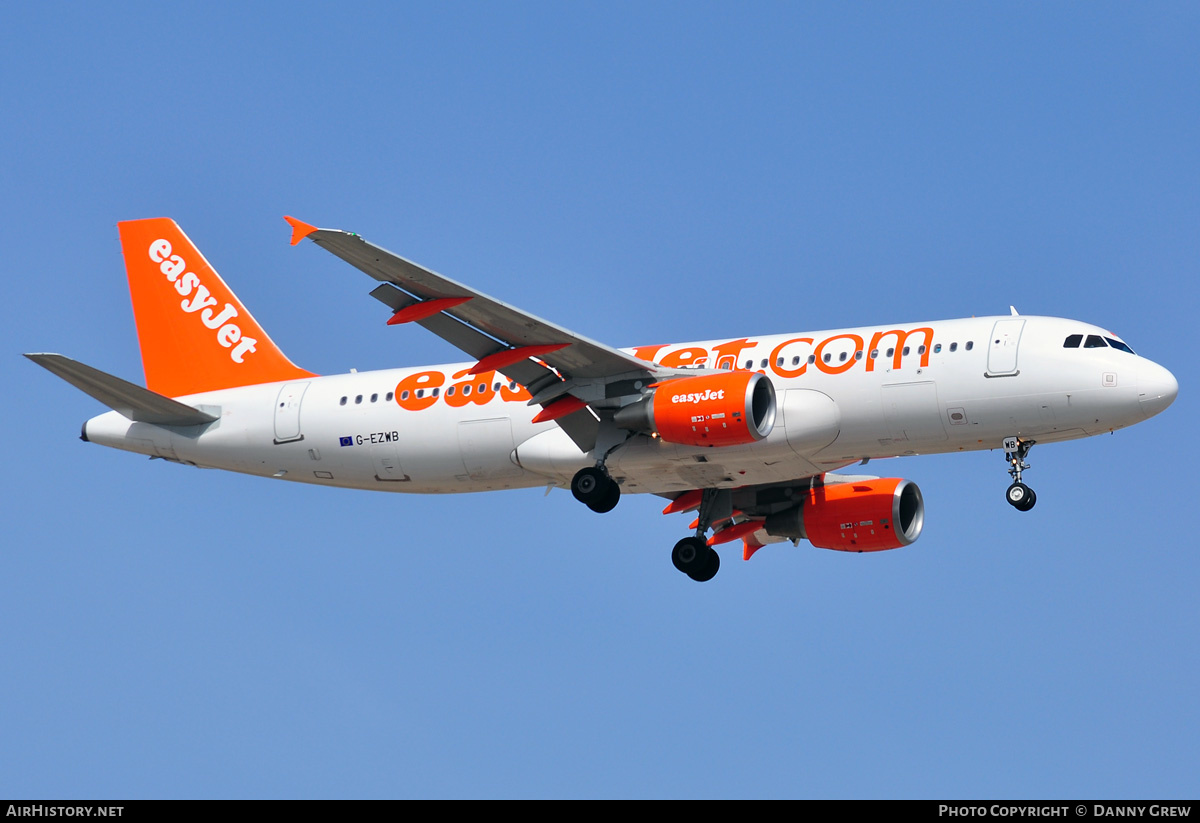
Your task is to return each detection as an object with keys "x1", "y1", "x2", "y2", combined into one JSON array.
[{"x1": 1138, "y1": 359, "x2": 1178, "y2": 420}]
